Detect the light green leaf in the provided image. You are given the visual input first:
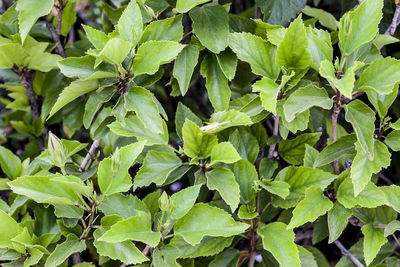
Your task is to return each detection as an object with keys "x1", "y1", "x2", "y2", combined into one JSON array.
[
  {"x1": 108, "y1": 115, "x2": 169, "y2": 145},
  {"x1": 258, "y1": 179, "x2": 290, "y2": 199},
  {"x1": 99, "y1": 213, "x2": 161, "y2": 247},
  {"x1": 83, "y1": 25, "x2": 109, "y2": 50},
  {"x1": 287, "y1": 186, "x2": 333, "y2": 229},
  {"x1": 384, "y1": 220, "x2": 400, "y2": 237},
  {"x1": 208, "y1": 249, "x2": 240, "y2": 267},
  {"x1": 174, "y1": 203, "x2": 249, "y2": 245},
  {"x1": 48, "y1": 80, "x2": 98, "y2": 119},
  {"x1": 361, "y1": 224, "x2": 387, "y2": 266},
  {"x1": 386, "y1": 130, "x2": 400, "y2": 151},
  {"x1": 257, "y1": 222, "x2": 301, "y2": 267},
  {"x1": 252, "y1": 77, "x2": 280, "y2": 115},
  {"x1": 228, "y1": 128, "x2": 259, "y2": 164},
  {"x1": 390, "y1": 119, "x2": 400, "y2": 130},
  {"x1": 327, "y1": 203, "x2": 352, "y2": 243},
  {"x1": 381, "y1": 185, "x2": 400, "y2": 213},
  {"x1": 276, "y1": 16, "x2": 311, "y2": 69},
  {"x1": 172, "y1": 45, "x2": 199, "y2": 95},
  {"x1": 0, "y1": 209, "x2": 23, "y2": 248},
  {"x1": 45, "y1": 234, "x2": 86, "y2": 267},
  {"x1": 366, "y1": 86, "x2": 398, "y2": 119},
  {"x1": 216, "y1": 48, "x2": 237, "y2": 80},
  {"x1": 16, "y1": 0, "x2": 54, "y2": 44},
  {"x1": 358, "y1": 57, "x2": 400, "y2": 95},
  {"x1": 0, "y1": 146, "x2": 21, "y2": 179},
  {"x1": 230, "y1": 159, "x2": 258, "y2": 204},
  {"x1": 302, "y1": 6, "x2": 337, "y2": 30},
  {"x1": 169, "y1": 185, "x2": 202, "y2": 220},
  {"x1": 132, "y1": 40, "x2": 185, "y2": 76},
  {"x1": 229, "y1": 32, "x2": 279, "y2": 80},
  {"x1": 351, "y1": 140, "x2": 391, "y2": 196},
  {"x1": 278, "y1": 133, "x2": 321, "y2": 165},
  {"x1": 175, "y1": 103, "x2": 202, "y2": 140},
  {"x1": 57, "y1": 56, "x2": 117, "y2": 80},
  {"x1": 125, "y1": 86, "x2": 164, "y2": 134},
  {"x1": 190, "y1": 3, "x2": 229, "y2": 53},
  {"x1": 344, "y1": 99, "x2": 375, "y2": 159},
  {"x1": 337, "y1": 178, "x2": 386, "y2": 209},
  {"x1": 283, "y1": 85, "x2": 332, "y2": 122},
  {"x1": 175, "y1": 0, "x2": 210, "y2": 13},
  {"x1": 0, "y1": 43, "x2": 26, "y2": 69},
  {"x1": 117, "y1": 0, "x2": 143, "y2": 45},
  {"x1": 182, "y1": 119, "x2": 218, "y2": 159},
  {"x1": 298, "y1": 246, "x2": 319, "y2": 267},
  {"x1": 134, "y1": 150, "x2": 182, "y2": 189},
  {"x1": 8, "y1": 175, "x2": 91, "y2": 205},
  {"x1": 141, "y1": 15, "x2": 183, "y2": 43},
  {"x1": 207, "y1": 110, "x2": 252, "y2": 133},
  {"x1": 83, "y1": 87, "x2": 115, "y2": 129},
  {"x1": 313, "y1": 134, "x2": 356, "y2": 168},
  {"x1": 272, "y1": 166, "x2": 337, "y2": 208},
  {"x1": 200, "y1": 53, "x2": 230, "y2": 111},
  {"x1": 306, "y1": 27, "x2": 333, "y2": 70},
  {"x1": 28, "y1": 52, "x2": 62, "y2": 72},
  {"x1": 209, "y1": 142, "x2": 241, "y2": 166},
  {"x1": 94, "y1": 217, "x2": 148, "y2": 265},
  {"x1": 206, "y1": 167, "x2": 240, "y2": 212},
  {"x1": 98, "y1": 194, "x2": 150, "y2": 220},
  {"x1": 98, "y1": 38, "x2": 132, "y2": 65},
  {"x1": 98, "y1": 141, "x2": 146, "y2": 195},
  {"x1": 319, "y1": 60, "x2": 362, "y2": 99},
  {"x1": 339, "y1": 0, "x2": 383, "y2": 55}
]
